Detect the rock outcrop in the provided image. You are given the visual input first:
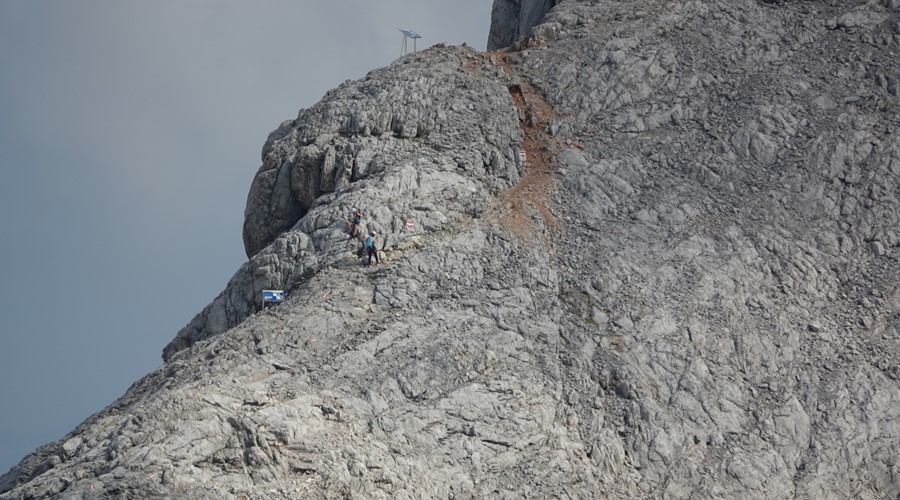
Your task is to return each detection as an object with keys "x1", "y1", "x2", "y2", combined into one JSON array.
[
  {"x1": 241, "y1": 49, "x2": 522, "y2": 260},
  {"x1": 488, "y1": 0, "x2": 558, "y2": 51},
  {"x1": 166, "y1": 48, "x2": 522, "y2": 361},
  {"x1": 4, "y1": 0, "x2": 900, "y2": 498}
]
